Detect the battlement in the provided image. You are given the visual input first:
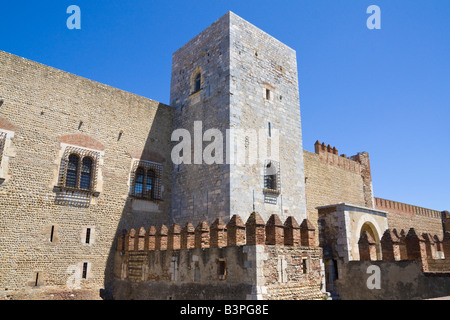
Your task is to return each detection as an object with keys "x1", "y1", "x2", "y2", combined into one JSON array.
[
  {"x1": 313, "y1": 140, "x2": 364, "y2": 174},
  {"x1": 358, "y1": 228, "x2": 450, "y2": 272},
  {"x1": 116, "y1": 212, "x2": 317, "y2": 252},
  {"x1": 374, "y1": 197, "x2": 442, "y2": 219}
]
